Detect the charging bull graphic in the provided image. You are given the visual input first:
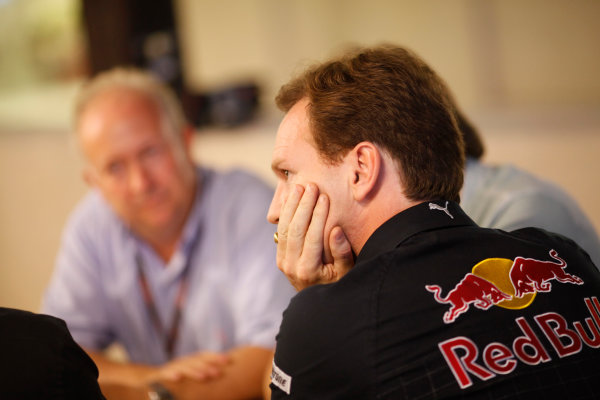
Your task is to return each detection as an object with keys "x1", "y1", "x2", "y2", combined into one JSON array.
[
  {"x1": 426, "y1": 274, "x2": 511, "y2": 324},
  {"x1": 427, "y1": 249, "x2": 584, "y2": 323},
  {"x1": 510, "y1": 249, "x2": 583, "y2": 297}
]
